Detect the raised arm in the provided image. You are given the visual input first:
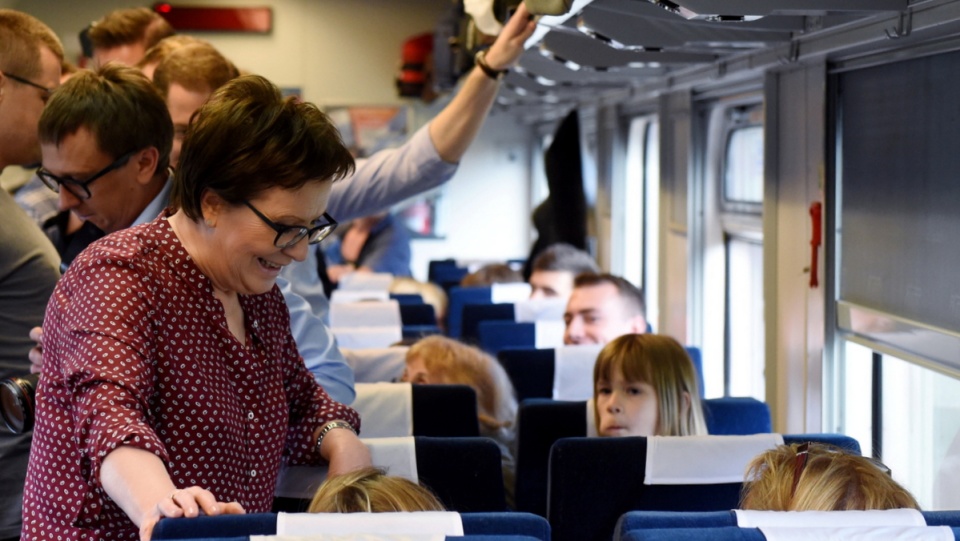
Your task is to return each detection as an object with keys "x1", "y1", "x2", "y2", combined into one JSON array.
[{"x1": 428, "y1": 2, "x2": 537, "y2": 162}]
